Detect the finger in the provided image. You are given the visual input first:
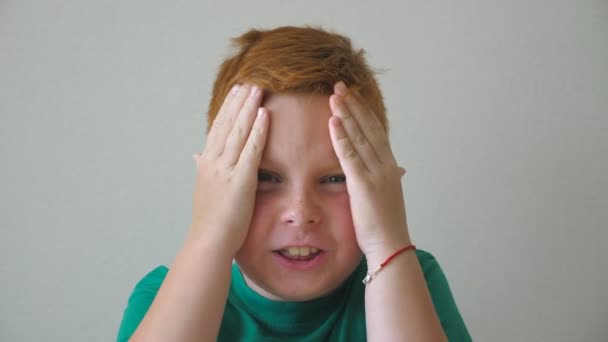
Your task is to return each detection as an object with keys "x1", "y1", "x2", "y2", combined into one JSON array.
[
  {"x1": 205, "y1": 84, "x2": 252, "y2": 158},
  {"x1": 328, "y1": 116, "x2": 367, "y2": 177},
  {"x1": 334, "y1": 81, "x2": 396, "y2": 165},
  {"x1": 329, "y1": 94, "x2": 377, "y2": 171},
  {"x1": 398, "y1": 166, "x2": 407, "y2": 177},
  {"x1": 203, "y1": 84, "x2": 241, "y2": 156},
  {"x1": 237, "y1": 107, "x2": 269, "y2": 173},
  {"x1": 192, "y1": 152, "x2": 202, "y2": 169},
  {"x1": 222, "y1": 85, "x2": 264, "y2": 166}
]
